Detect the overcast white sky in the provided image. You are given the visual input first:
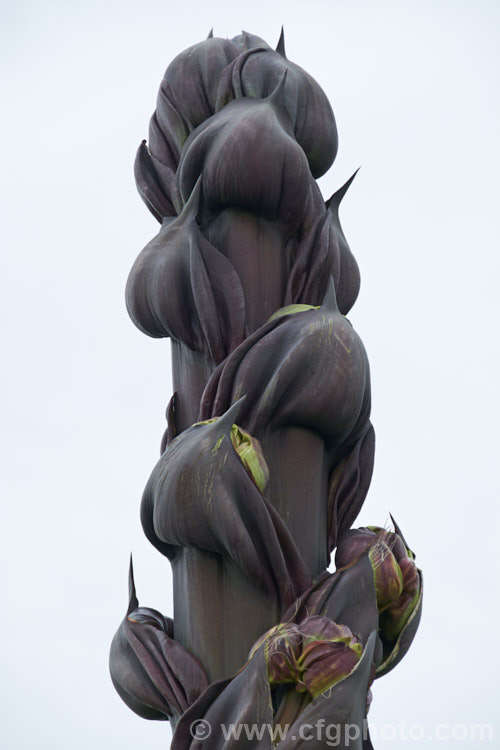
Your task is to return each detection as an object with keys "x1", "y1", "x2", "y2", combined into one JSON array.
[{"x1": 2, "y1": 1, "x2": 500, "y2": 748}]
